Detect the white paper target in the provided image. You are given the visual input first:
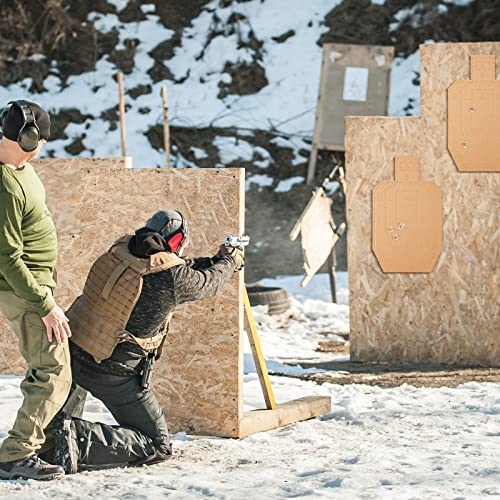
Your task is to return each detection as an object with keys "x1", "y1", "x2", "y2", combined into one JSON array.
[{"x1": 343, "y1": 67, "x2": 369, "y2": 102}]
